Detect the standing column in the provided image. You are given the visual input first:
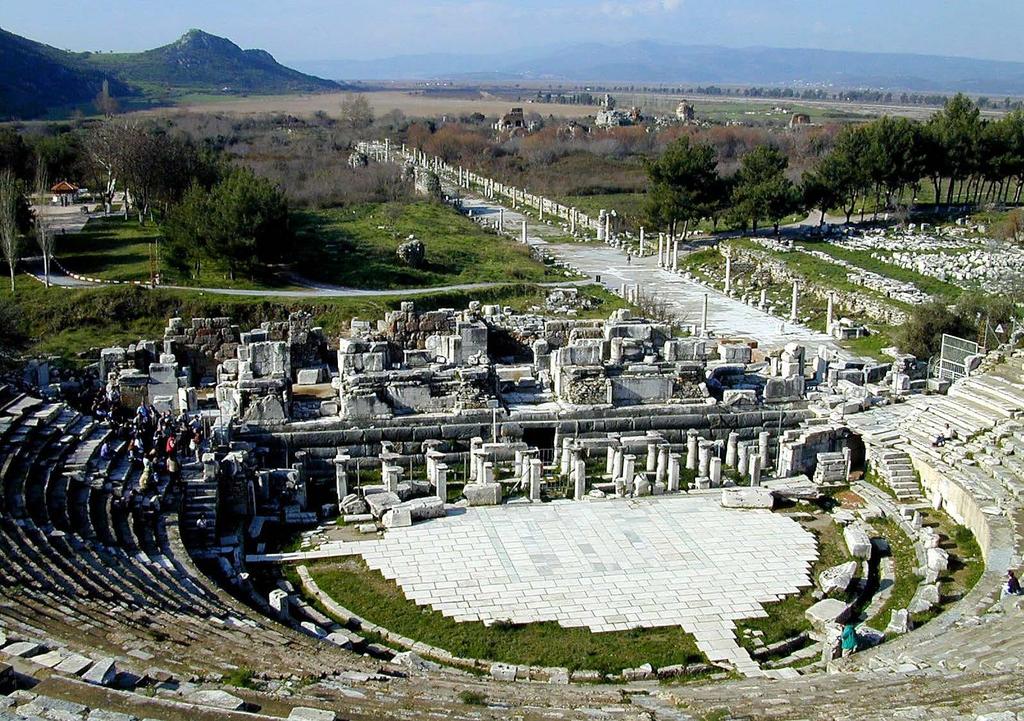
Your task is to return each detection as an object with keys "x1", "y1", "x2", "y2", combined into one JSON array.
[
  {"x1": 759, "y1": 431, "x2": 771, "y2": 470},
  {"x1": 514, "y1": 449, "x2": 524, "y2": 483},
  {"x1": 672, "y1": 239, "x2": 680, "y2": 270},
  {"x1": 710, "y1": 457, "x2": 723, "y2": 487},
  {"x1": 639, "y1": 227, "x2": 645, "y2": 255},
  {"x1": 646, "y1": 443, "x2": 658, "y2": 473},
  {"x1": 686, "y1": 429, "x2": 699, "y2": 471},
  {"x1": 529, "y1": 459, "x2": 543, "y2": 501},
  {"x1": 560, "y1": 437, "x2": 573, "y2": 476},
  {"x1": 749, "y1": 455, "x2": 762, "y2": 486},
  {"x1": 604, "y1": 213, "x2": 611, "y2": 244},
  {"x1": 333, "y1": 452, "x2": 351, "y2": 506},
  {"x1": 498, "y1": 208, "x2": 504, "y2": 234},
  {"x1": 656, "y1": 444, "x2": 670, "y2": 484},
  {"x1": 622, "y1": 454, "x2": 636, "y2": 487},
  {"x1": 725, "y1": 432, "x2": 739, "y2": 469},
  {"x1": 435, "y1": 463, "x2": 448, "y2": 502},
  {"x1": 521, "y1": 220, "x2": 528, "y2": 245},
  {"x1": 613, "y1": 448, "x2": 625, "y2": 482},
  {"x1": 724, "y1": 251, "x2": 732, "y2": 294},
  {"x1": 698, "y1": 440, "x2": 713, "y2": 478},
  {"x1": 759, "y1": 289, "x2": 768, "y2": 309},
  {"x1": 738, "y1": 444, "x2": 750, "y2": 477},
  {"x1": 667, "y1": 453, "x2": 681, "y2": 492},
  {"x1": 570, "y1": 209, "x2": 576, "y2": 235},
  {"x1": 606, "y1": 445, "x2": 617, "y2": 476},
  {"x1": 469, "y1": 437, "x2": 483, "y2": 481},
  {"x1": 573, "y1": 457, "x2": 586, "y2": 500},
  {"x1": 790, "y1": 281, "x2": 799, "y2": 322},
  {"x1": 826, "y1": 292, "x2": 835, "y2": 335},
  {"x1": 700, "y1": 294, "x2": 709, "y2": 337}
]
